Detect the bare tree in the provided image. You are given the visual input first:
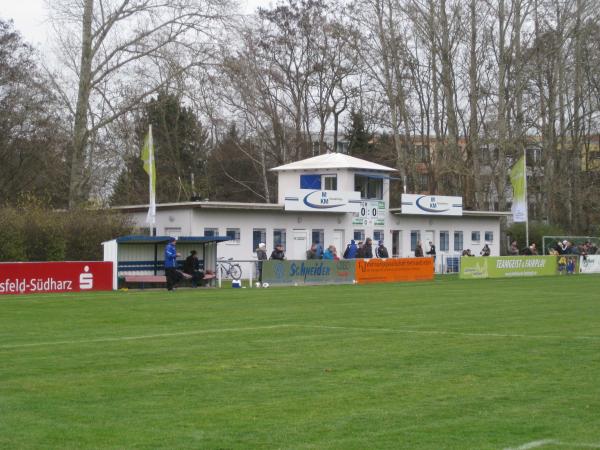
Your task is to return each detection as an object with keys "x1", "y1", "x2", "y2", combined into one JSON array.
[{"x1": 47, "y1": 0, "x2": 230, "y2": 207}]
